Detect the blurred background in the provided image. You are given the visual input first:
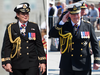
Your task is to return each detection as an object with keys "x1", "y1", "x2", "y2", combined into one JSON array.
[{"x1": 0, "y1": 0, "x2": 47, "y2": 75}]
